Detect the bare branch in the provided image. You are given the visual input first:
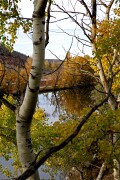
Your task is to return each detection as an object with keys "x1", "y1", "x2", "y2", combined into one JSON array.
[
  {"x1": 45, "y1": 0, "x2": 52, "y2": 47},
  {"x1": 43, "y1": 52, "x2": 64, "y2": 76},
  {"x1": 99, "y1": 0, "x2": 115, "y2": 19},
  {"x1": 54, "y1": 3, "x2": 92, "y2": 41},
  {"x1": 96, "y1": 162, "x2": 106, "y2": 180},
  {"x1": 56, "y1": 27, "x2": 91, "y2": 47},
  {"x1": 78, "y1": 0, "x2": 92, "y2": 18},
  {"x1": 51, "y1": 10, "x2": 85, "y2": 14},
  {"x1": 99, "y1": 0, "x2": 107, "y2": 7}
]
